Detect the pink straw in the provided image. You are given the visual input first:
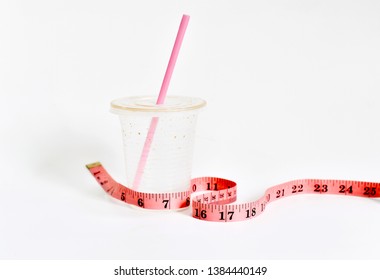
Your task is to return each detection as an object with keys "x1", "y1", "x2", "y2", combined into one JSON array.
[{"x1": 133, "y1": 15, "x2": 190, "y2": 189}]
